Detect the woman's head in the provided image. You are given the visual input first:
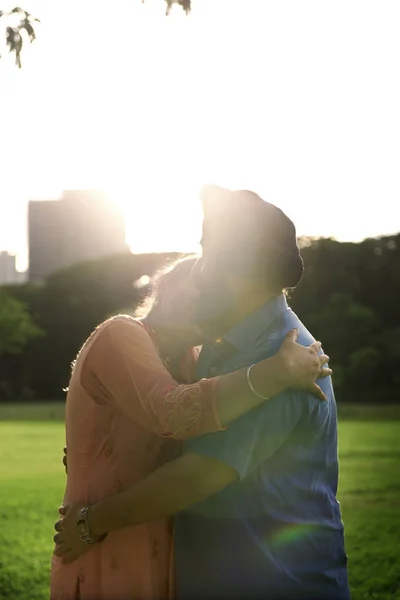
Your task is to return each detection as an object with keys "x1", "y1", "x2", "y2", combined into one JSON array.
[{"x1": 145, "y1": 256, "x2": 203, "y2": 353}]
